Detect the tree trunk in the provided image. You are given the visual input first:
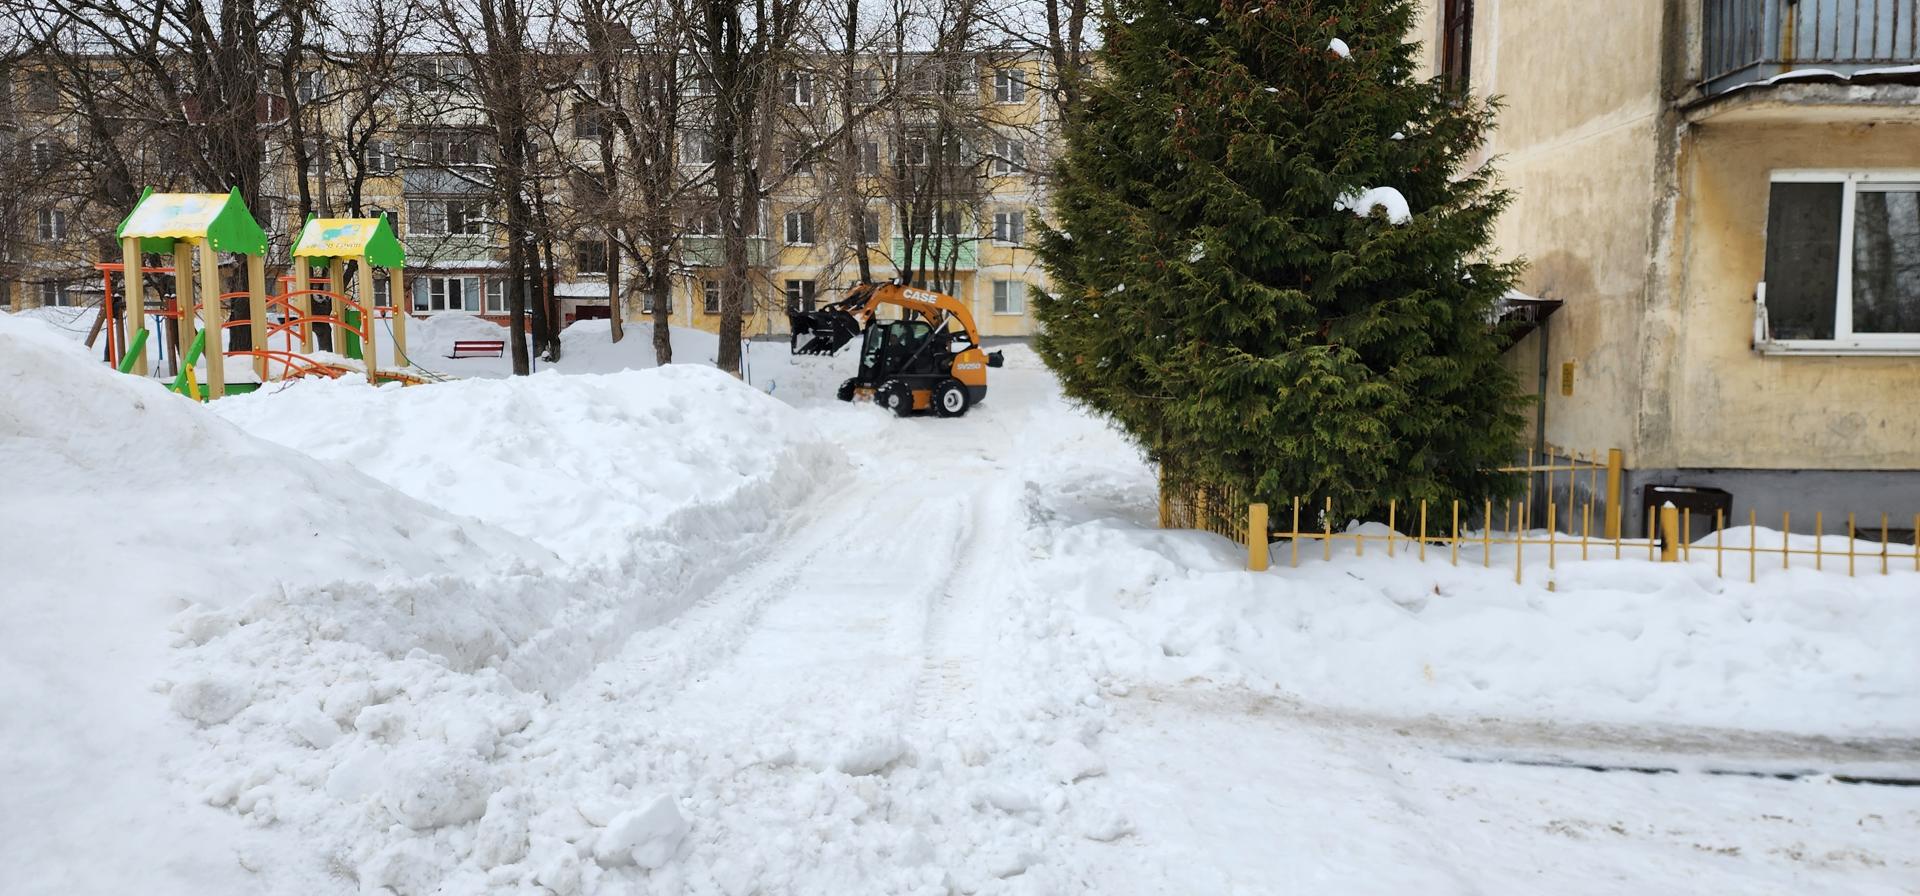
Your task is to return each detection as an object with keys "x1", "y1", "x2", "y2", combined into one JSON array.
[
  {"x1": 607, "y1": 240, "x2": 624, "y2": 343},
  {"x1": 650, "y1": 254, "x2": 673, "y2": 364}
]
